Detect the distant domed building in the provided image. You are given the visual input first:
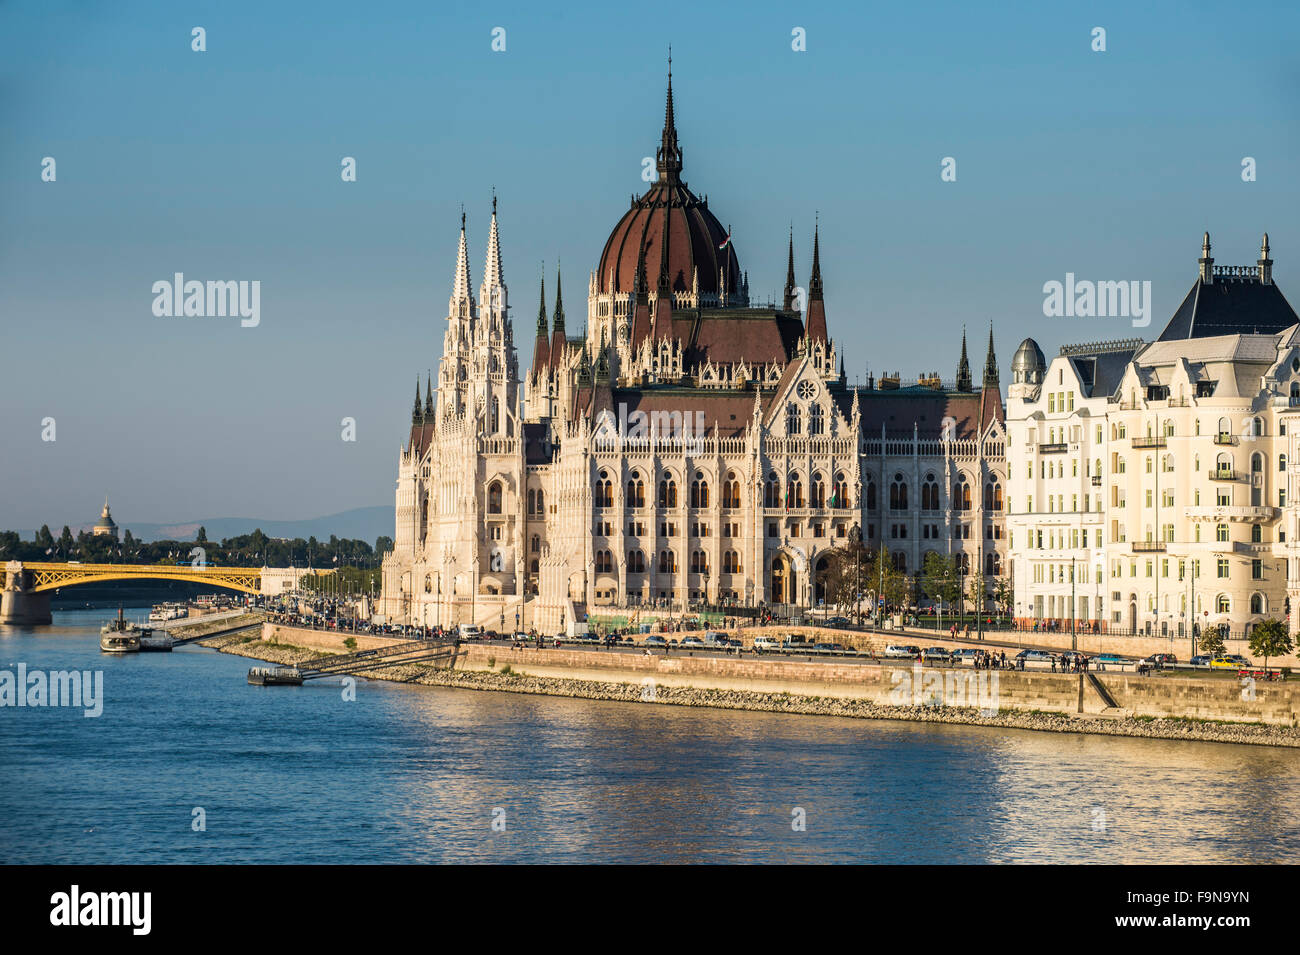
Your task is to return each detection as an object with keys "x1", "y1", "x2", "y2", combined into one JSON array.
[{"x1": 92, "y1": 497, "x2": 119, "y2": 540}]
